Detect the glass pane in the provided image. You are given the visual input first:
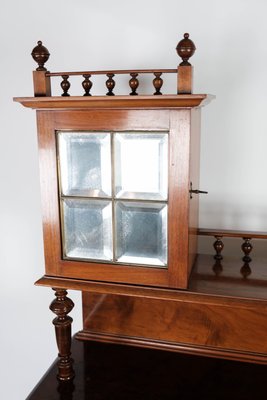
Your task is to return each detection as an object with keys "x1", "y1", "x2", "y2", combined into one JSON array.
[
  {"x1": 114, "y1": 133, "x2": 168, "y2": 200},
  {"x1": 115, "y1": 201, "x2": 167, "y2": 266},
  {"x1": 62, "y1": 199, "x2": 112, "y2": 261},
  {"x1": 58, "y1": 132, "x2": 111, "y2": 197}
]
